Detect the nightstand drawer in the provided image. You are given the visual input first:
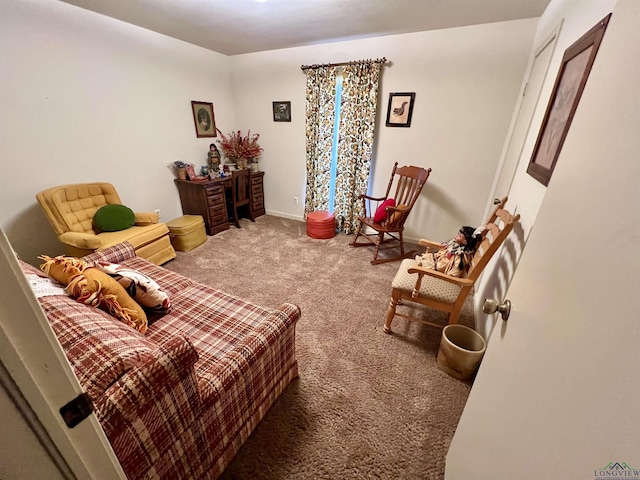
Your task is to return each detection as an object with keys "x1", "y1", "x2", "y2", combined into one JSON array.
[
  {"x1": 209, "y1": 204, "x2": 226, "y2": 217},
  {"x1": 209, "y1": 212, "x2": 227, "y2": 227},
  {"x1": 204, "y1": 185, "x2": 223, "y2": 196},
  {"x1": 252, "y1": 195, "x2": 264, "y2": 210},
  {"x1": 207, "y1": 193, "x2": 225, "y2": 206}
]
